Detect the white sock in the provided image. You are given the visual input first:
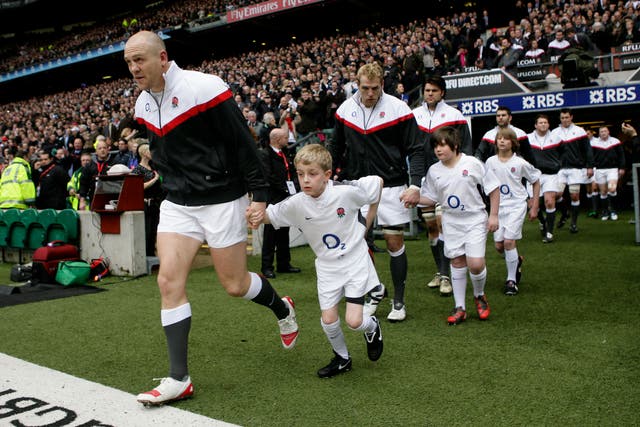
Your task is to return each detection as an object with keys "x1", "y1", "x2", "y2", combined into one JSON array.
[
  {"x1": 471, "y1": 267, "x2": 487, "y2": 297},
  {"x1": 450, "y1": 266, "x2": 468, "y2": 310},
  {"x1": 321, "y1": 318, "x2": 348, "y2": 359},
  {"x1": 505, "y1": 248, "x2": 519, "y2": 282}
]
